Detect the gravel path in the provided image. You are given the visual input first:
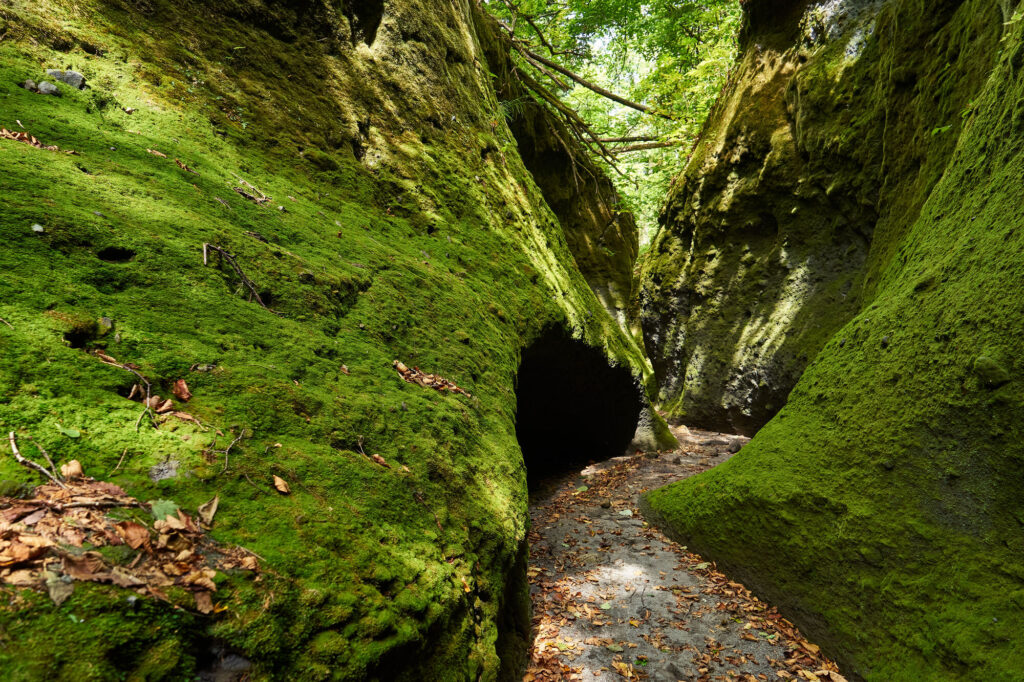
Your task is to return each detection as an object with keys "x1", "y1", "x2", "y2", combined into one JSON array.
[{"x1": 524, "y1": 425, "x2": 847, "y2": 682}]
